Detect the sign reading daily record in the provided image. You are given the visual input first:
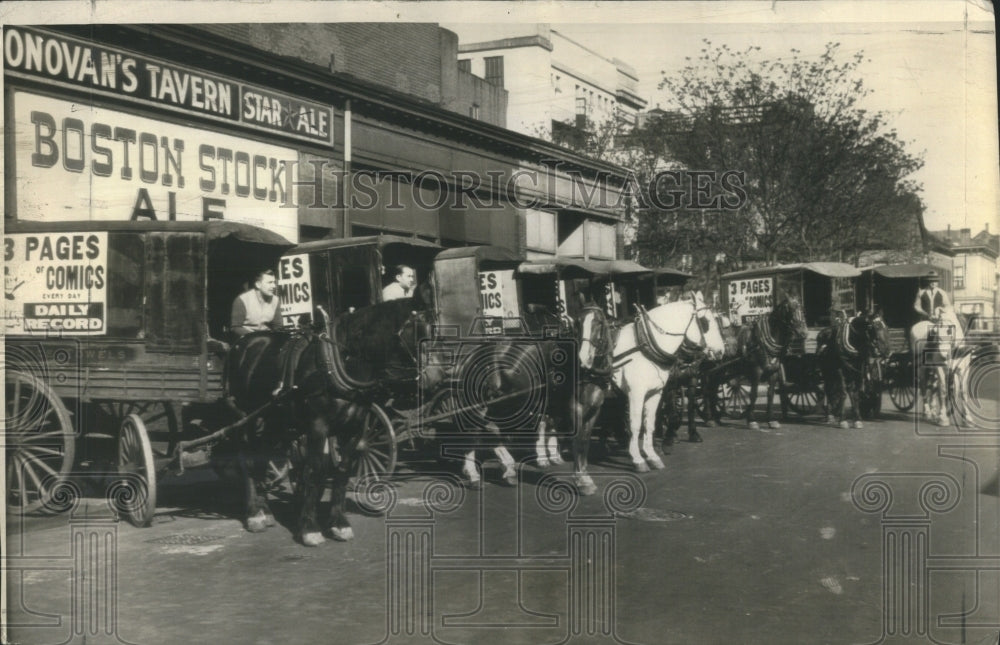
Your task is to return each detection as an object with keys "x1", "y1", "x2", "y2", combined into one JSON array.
[
  {"x1": 12, "y1": 92, "x2": 300, "y2": 242},
  {"x1": 3, "y1": 26, "x2": 332, "y2": 145}
]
